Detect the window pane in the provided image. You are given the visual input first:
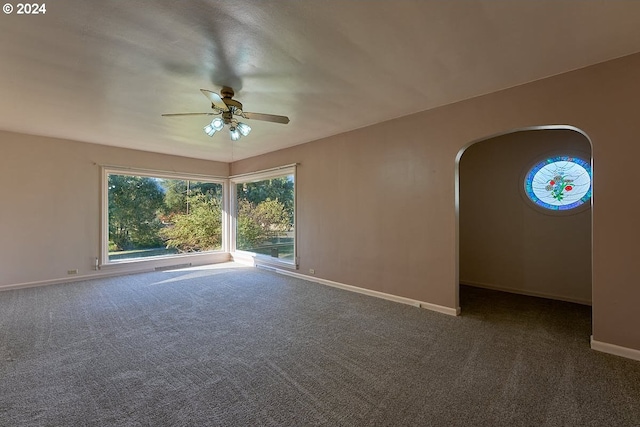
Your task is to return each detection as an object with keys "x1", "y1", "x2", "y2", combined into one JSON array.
[
  {"x1": 236, "y1": 174, "x2": 295, "y2": 263},
  {"x1": 107, "y1": 173, "x2": 223, "y2": 261},
  {"x1": 524, "y1": 156, "x2": 591, "y2": 211}
]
